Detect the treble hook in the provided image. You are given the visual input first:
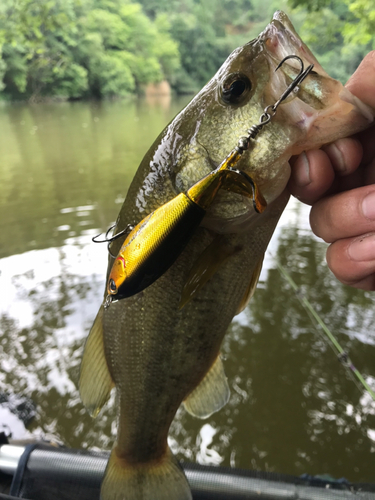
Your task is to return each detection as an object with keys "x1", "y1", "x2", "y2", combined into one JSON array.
[
  {"x1": 273, "y1": 55, "x2": 314, "y2": 110},
  {"x1": 92, "y1": 223, "x2": 133, "y2": 258}
]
